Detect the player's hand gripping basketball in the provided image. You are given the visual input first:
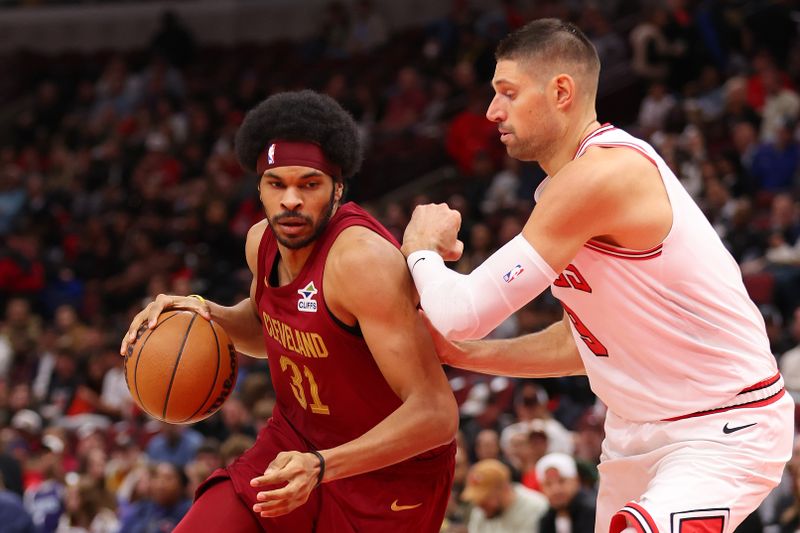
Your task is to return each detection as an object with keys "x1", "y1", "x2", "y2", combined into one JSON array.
[
  {"x1": 250, "y1": 451, "x2": 322, "y2": 517},
  {"x1": 119, "y1": 294, "x2": 211, "y2": 356},
  {"x1": 401, "y1": 203, "x2": 464, "y2": 261}
]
